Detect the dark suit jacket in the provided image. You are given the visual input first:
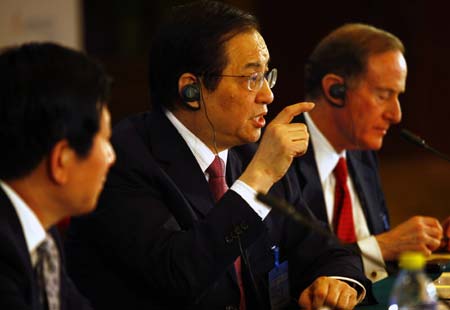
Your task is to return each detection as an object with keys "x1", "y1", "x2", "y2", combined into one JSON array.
[
  {"x1": 0, "y1": 187, "x2": 92, "y2": 310},
  {"x1": 291, "y1": 114, "x2": 391, "y2": 260},
  {"x1": 65, "y1": 108, "x2": 371, "y2": 310}
]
